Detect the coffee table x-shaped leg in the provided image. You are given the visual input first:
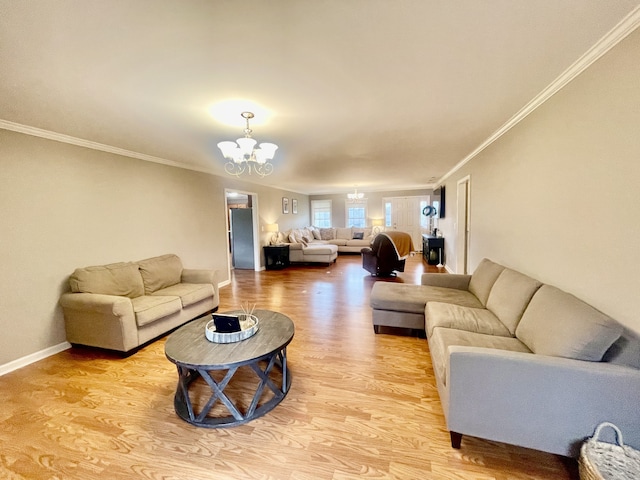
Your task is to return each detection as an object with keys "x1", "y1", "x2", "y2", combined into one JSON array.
[{"x1": 174, "y1": 348, "x2": 290, "y2": 428}]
